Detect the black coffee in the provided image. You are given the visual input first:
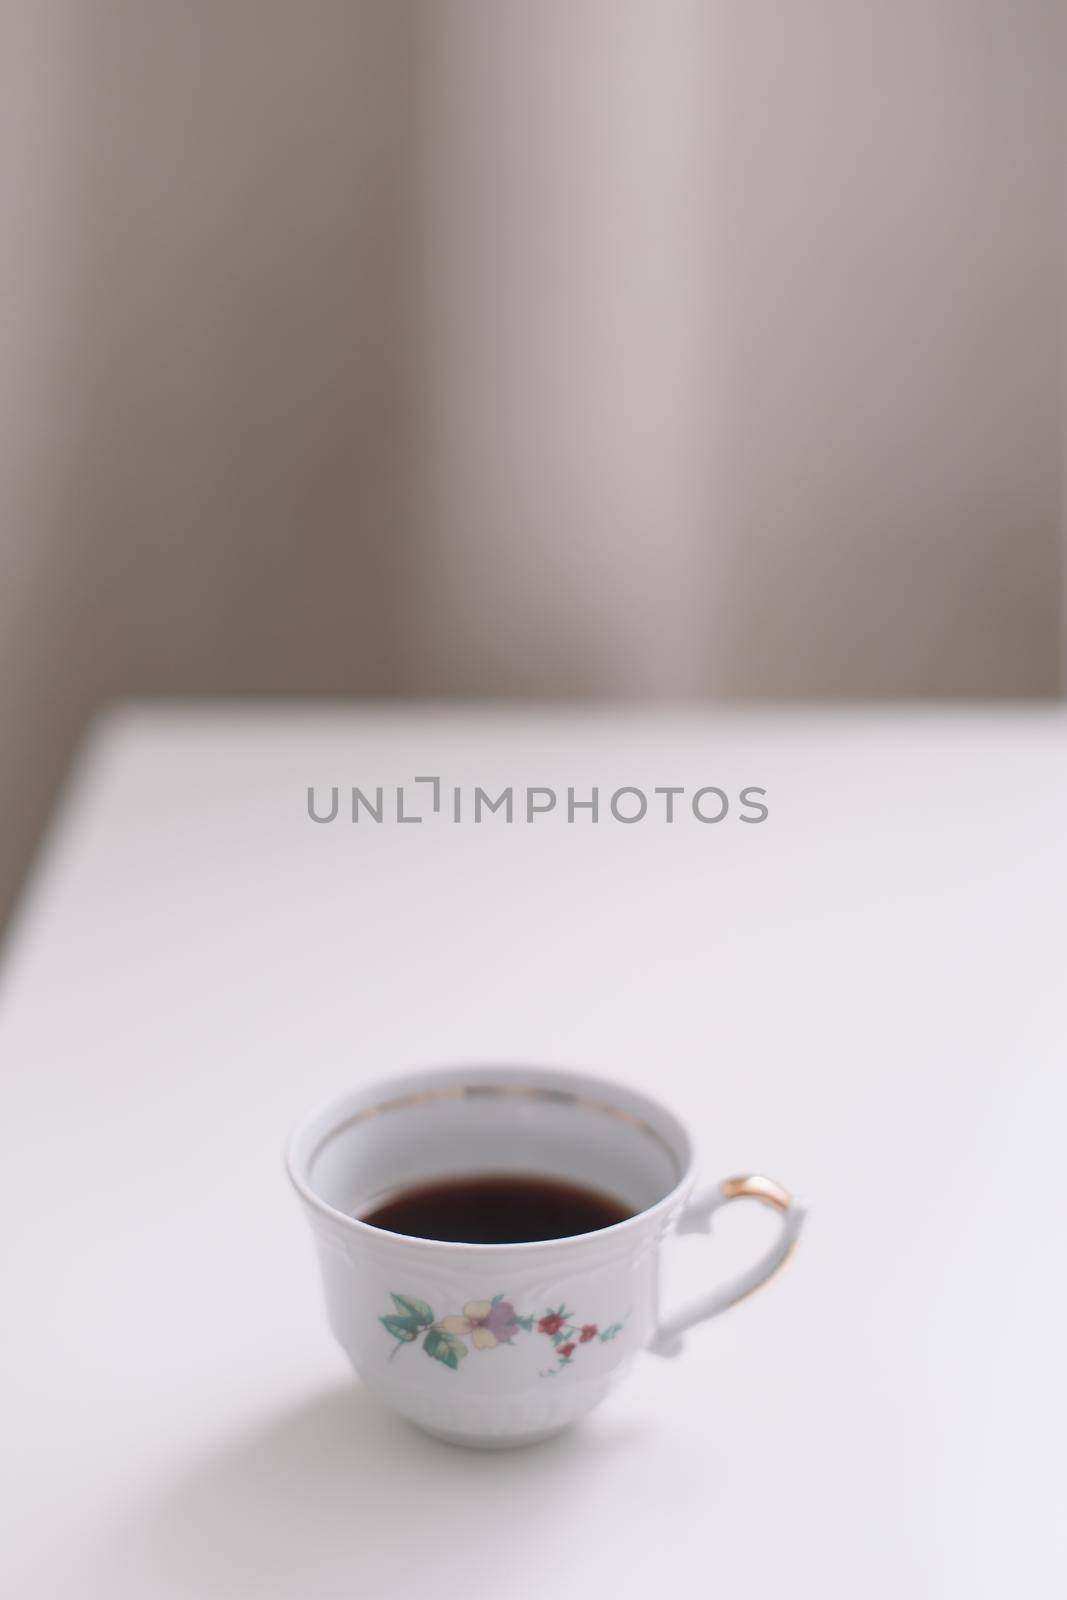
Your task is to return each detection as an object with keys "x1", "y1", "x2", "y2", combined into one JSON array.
[{"x1": 360, "y1": 1172, "x2": 633, "y2": 1245}]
